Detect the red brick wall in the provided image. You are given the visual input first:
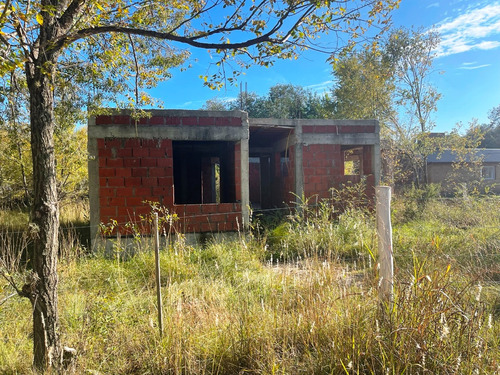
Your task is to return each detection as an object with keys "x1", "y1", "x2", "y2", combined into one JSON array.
[
  {"x1": 95, "y1": 114, "x2": 243, "y2": 127},
  {"x1": 303, "y1": 144, "x2": 342, "y2": 199},
  {"x1": 302, "y1": 143, "x2": 376, "y2": 201},
  {"x1": 172, "y1": 203, "x2": 242, "y2": 233},
  {"x1": 302, "y1": 124, "x2": 376, "y2": 134},
  {"x1": 98, "y1": 138, "x2": 174, "y2": 231},
  {"x1": 96, "y1": 113, "x2": 244, "y2": 235},
  {"x1": 249, "y1": 161, "x2": 261, "y2": 204},
  {"x1": 362, "y1": 145, "x2": 373, "y2": 175}
]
